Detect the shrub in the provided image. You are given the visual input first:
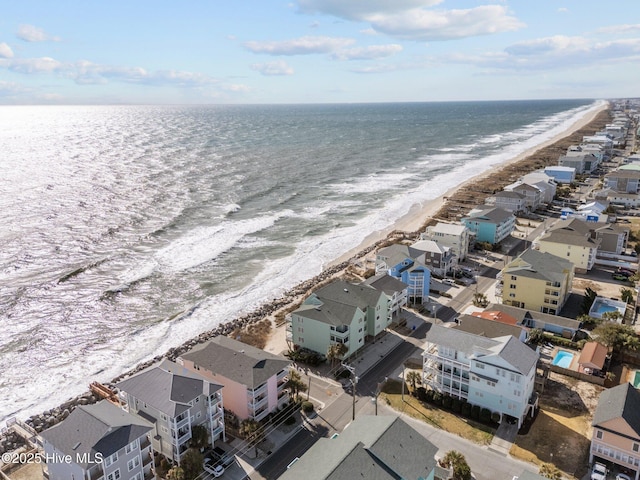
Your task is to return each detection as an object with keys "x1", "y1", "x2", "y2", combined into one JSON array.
[
  {"x1": 432, "y1": 392, "x2": 443, "y2": 406},
  {"x1": 461, "y1": 401, "x2": 472, "y2": 417},
  {"x1": 415, "y1": 387, "x2": 427, "y2": 401},
  {"x1": 451, "y1": 398, "x2": 462, "y2": 413},
  {"x1": 470, "y1": 405, "x2": 480, "y2": 421},
  {"x1": 284, "y1": 416, "x2": 296, "y2": 426},
  {"x1": 491, "y1": 412, "x2": 501, "y2": 424},
  {"x1": 479, "y1": 408, "x2": 492, "y2": 424},
  {"x1": 442, "y1": 394, "x2": 453, "y2": 410},
  {"x1": 301, "y1": 401, "x2": 314, "y2": 413},
  {"x1": 424, "y1": 389, "x2": 434, "y2": 403}
]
